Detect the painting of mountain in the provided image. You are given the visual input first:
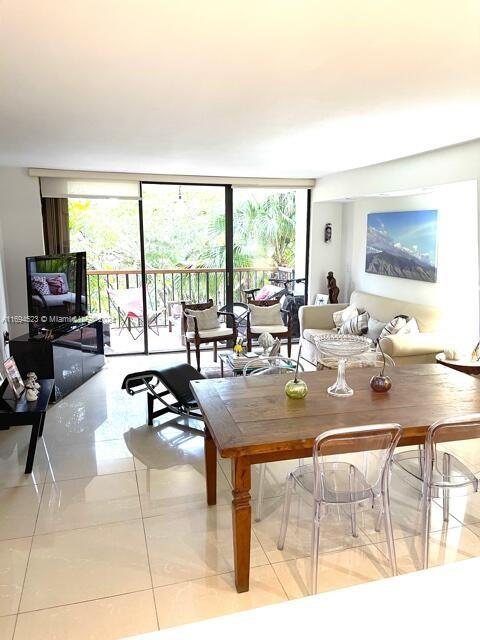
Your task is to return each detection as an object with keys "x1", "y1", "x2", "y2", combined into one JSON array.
[{"x1": 365, "y1": 210, "x2": 438, "y2": 283}]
